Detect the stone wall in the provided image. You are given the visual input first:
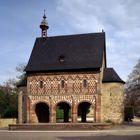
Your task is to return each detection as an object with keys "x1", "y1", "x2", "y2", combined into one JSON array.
[
  {"x1": 19, "y1": 71, "x2": 124, "y2": 124},
  {"x1": 18, "y1": 86, "x2": 27, "y2": 124},
  {"x1": 101, "y1": 83, "x2": 124, "y2": 123},
  {"x1": 25, "y1": 72, "x2": 101, "y2": 123},
  {"x1": 0, "y1": 118, "x2": 17, "y2": 127}
]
